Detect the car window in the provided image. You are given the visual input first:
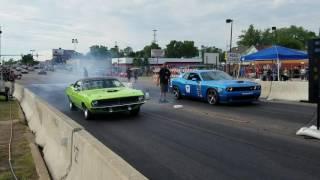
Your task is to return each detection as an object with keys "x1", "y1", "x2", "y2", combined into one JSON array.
[
  {"x1": 74, "y1": 81, "x2": 82, "y2": 88},
  {"x1": 183, "y1": 73, "x2": 189, "y2": 80},
  {"x1": 200, "y1": 71, "x2": 233, "y2": 81},
  {"x1": 187, "y1": 73, "x2": 201, "y2": 81},
  {"x1": 82, "y1": 79, "x2": 124, "y2": 90}
]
